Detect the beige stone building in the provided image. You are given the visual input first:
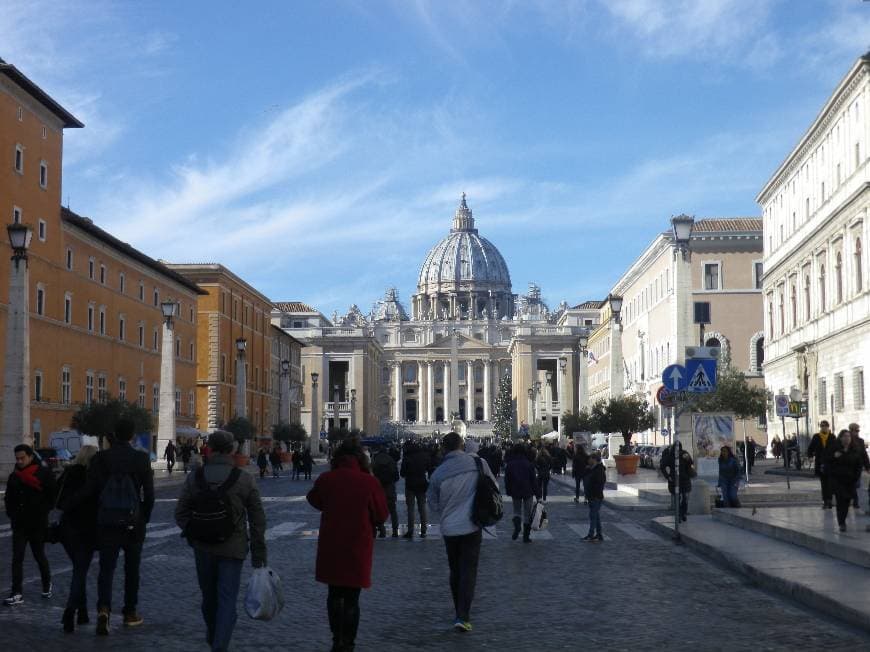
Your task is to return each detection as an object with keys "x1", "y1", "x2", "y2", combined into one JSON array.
[{"x1": 585, "y1": 217, "x2": 767, "y2": 445}]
